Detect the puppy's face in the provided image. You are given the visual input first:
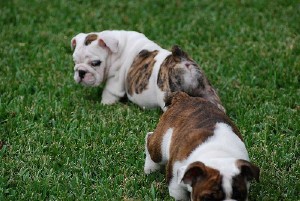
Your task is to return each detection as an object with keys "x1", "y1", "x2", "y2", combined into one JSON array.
[
  {"x1": 71, "y1": 32, "x2": 118, "y2": 87},
  {"x1": 180, "y1": 160, "x2": 259, "y2": 201}
]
